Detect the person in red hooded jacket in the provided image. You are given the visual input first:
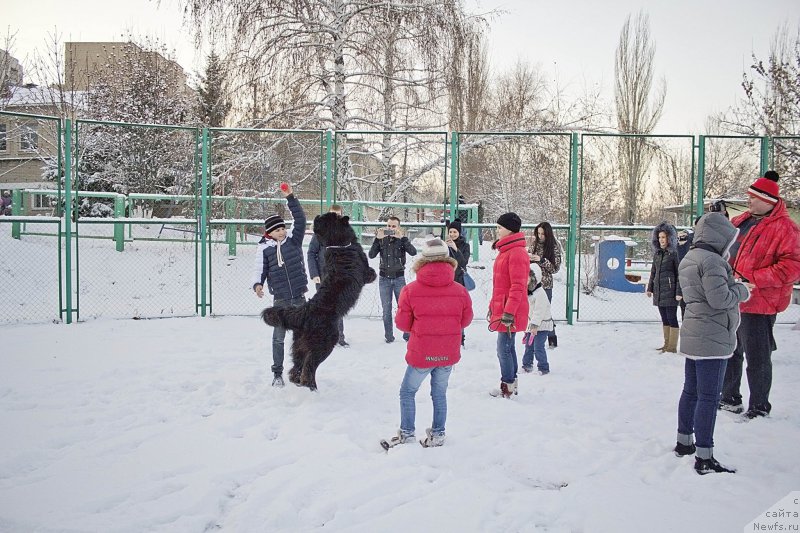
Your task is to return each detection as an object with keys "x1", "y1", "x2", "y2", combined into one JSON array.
[
  {"x1": 720, "y1": 171, "x2": 800, "y2": 419},
  {"x1": 488, "y1": 212, "x2": 530, "y2": 398},
  {"x1": 381, "y1": 238, "x2": 473, "y2": 449}
]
